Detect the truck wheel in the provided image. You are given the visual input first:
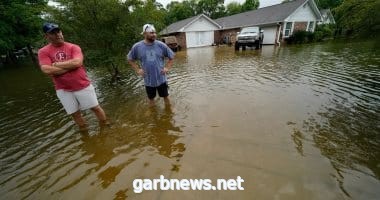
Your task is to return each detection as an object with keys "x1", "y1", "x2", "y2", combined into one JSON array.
[
  {"x1": 255, "y1": 41, "x2": 260, "y2": 49},
  {"x1": 235, "y1": 42, "x2": 239, "y2": 51}
]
